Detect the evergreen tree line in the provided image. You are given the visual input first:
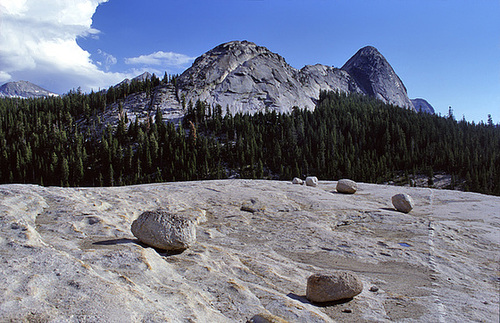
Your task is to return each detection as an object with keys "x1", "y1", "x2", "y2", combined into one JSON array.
[{"x1": 0, "y1": 87, "x2": 498, "y2": 195}]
